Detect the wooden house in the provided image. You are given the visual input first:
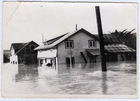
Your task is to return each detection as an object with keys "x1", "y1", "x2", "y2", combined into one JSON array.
[
  {"x1": 10, "y1": 41, "x2": 39, "y2": 64},
  {"x1": 102, "y1": 34, "x2": 136, "y2": 61},
  {"x1": 35, "y1": 28, "x2": 136, "y2": 66}
]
